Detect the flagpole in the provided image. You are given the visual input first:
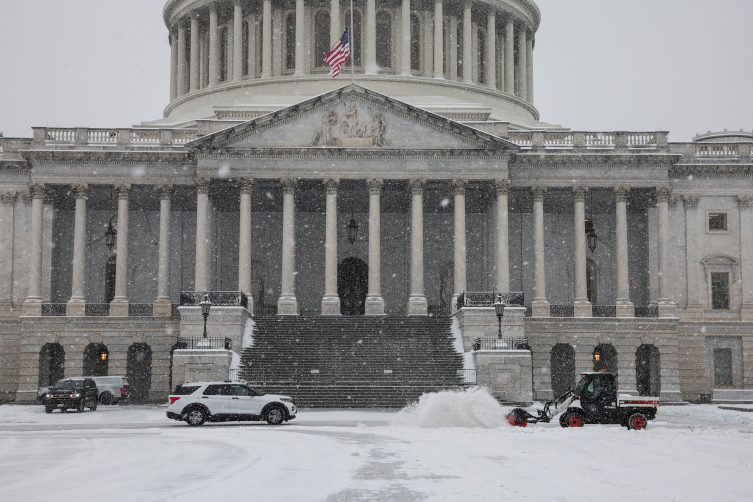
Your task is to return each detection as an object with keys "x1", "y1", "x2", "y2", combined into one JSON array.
[{"x1": 350, "y1": 0, "x2": 354, "y2": 85}]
